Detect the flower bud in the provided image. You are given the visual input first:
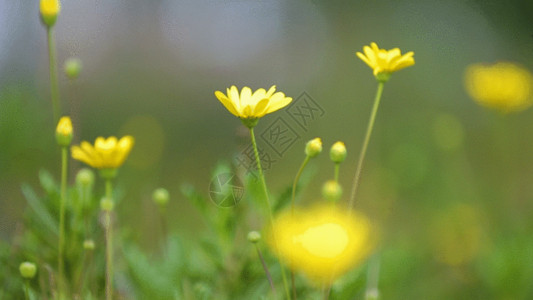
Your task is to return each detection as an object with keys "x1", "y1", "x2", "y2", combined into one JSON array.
[
  {"x1": 305, "y1": 137, "x2": 322, "y2": 158},
  {"x1": 64, "y1": 58, "x2": 82, "y2": 79},
  {"x1": 330, "y1": 141, "x2": 347, "y2": 163},
  {"x1": 40, "y1": 0, "x2": 60, "y2": 28},
  {"x1": 56, "y1": 116, "x2": 73, "y2": 147},
  {"x1": 76, "y1": 168, "x2": 94, "y2": 187},
  {"x1": 247, "y1": 231, "x2": 261, "y2": 244},
  {"x1": 152, "y1": 188, "x2": 169, "y2": 207},
  {"x1": 83, "y1": 239, "x2": 95, "y2": 250},
  {"x1": 322, "y1": 180, "x2": 342, "y2": 202},
  {"x1": 100, "y1": 197, "x2": 114, "y2": 211},
  {"x1": 19, "y1": 262, "x2": 37, "y2": 279}
]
